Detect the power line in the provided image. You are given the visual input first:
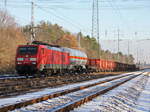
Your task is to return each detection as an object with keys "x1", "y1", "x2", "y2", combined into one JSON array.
[
  {"x1": 42, "y1": 6, "x2": 88, "y2": 32},
  {"x1": 1, "y1": 1, "x2": 150, "y2": 10},
  {"x1": 4, "y1": 0, "x2": 7, "y2": 9},
  {"x1": 7, "y1": 3, "x2": 89, "y2": 34},
  {"x1": 27, "y1": 0, "x2": 88, "y2": 32},
  {"x1": 0, "y1": 0, "x2": 88, "y2": 33},
  {"x1": 106, "y1": 0, "x2": 135, "y2": 44},
  {"x1": 35, "y1": 4, "x2": 84, "y2": 31}
]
